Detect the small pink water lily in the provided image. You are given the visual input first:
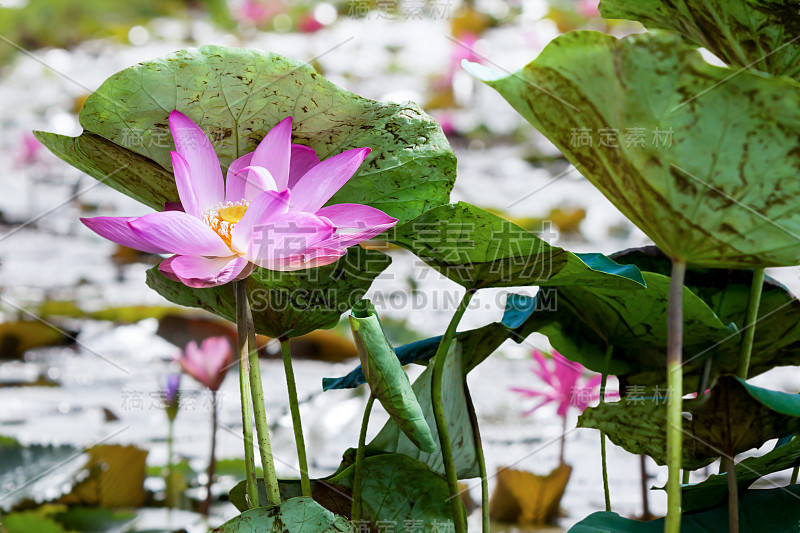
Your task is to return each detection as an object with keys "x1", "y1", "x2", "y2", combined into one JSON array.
[
  {"x1": 176, "y1": 336, "x2": 233, "y2": 392},
  {"x1": 81, "y1": 111, "x2": 398, "y2": 288},
  {"x1": 511, "y1": 349, "x2": 606, "y2": 417}
]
